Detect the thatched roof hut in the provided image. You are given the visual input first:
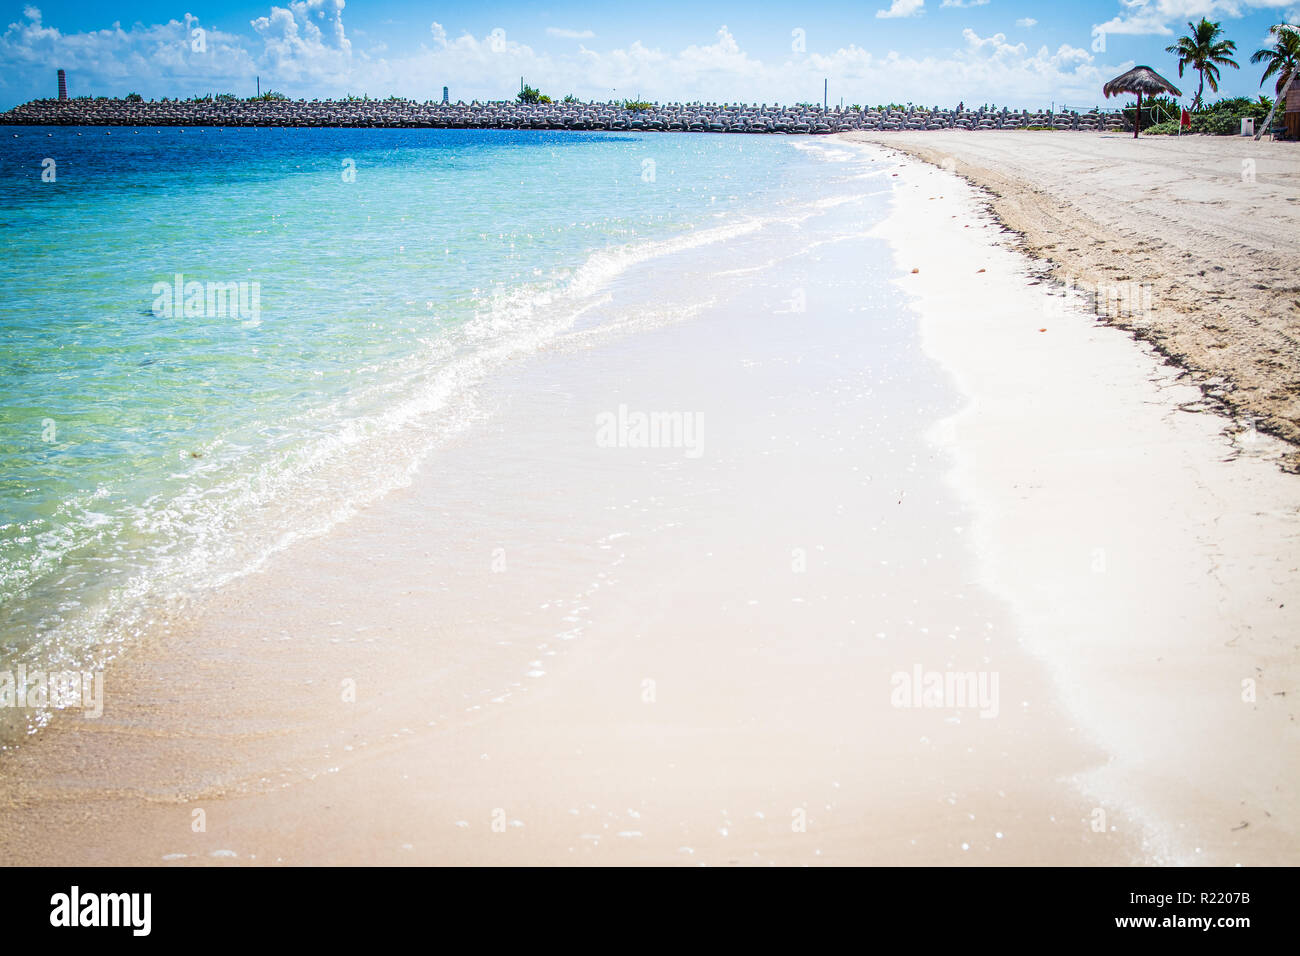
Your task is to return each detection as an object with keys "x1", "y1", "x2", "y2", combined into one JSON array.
[
  {"x1": 1104, "y1": 65, "x2": 1182, "y2": 137},
  {"x1": 1103, "y1": 65, "x2": 1183, "y2": 98}
]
